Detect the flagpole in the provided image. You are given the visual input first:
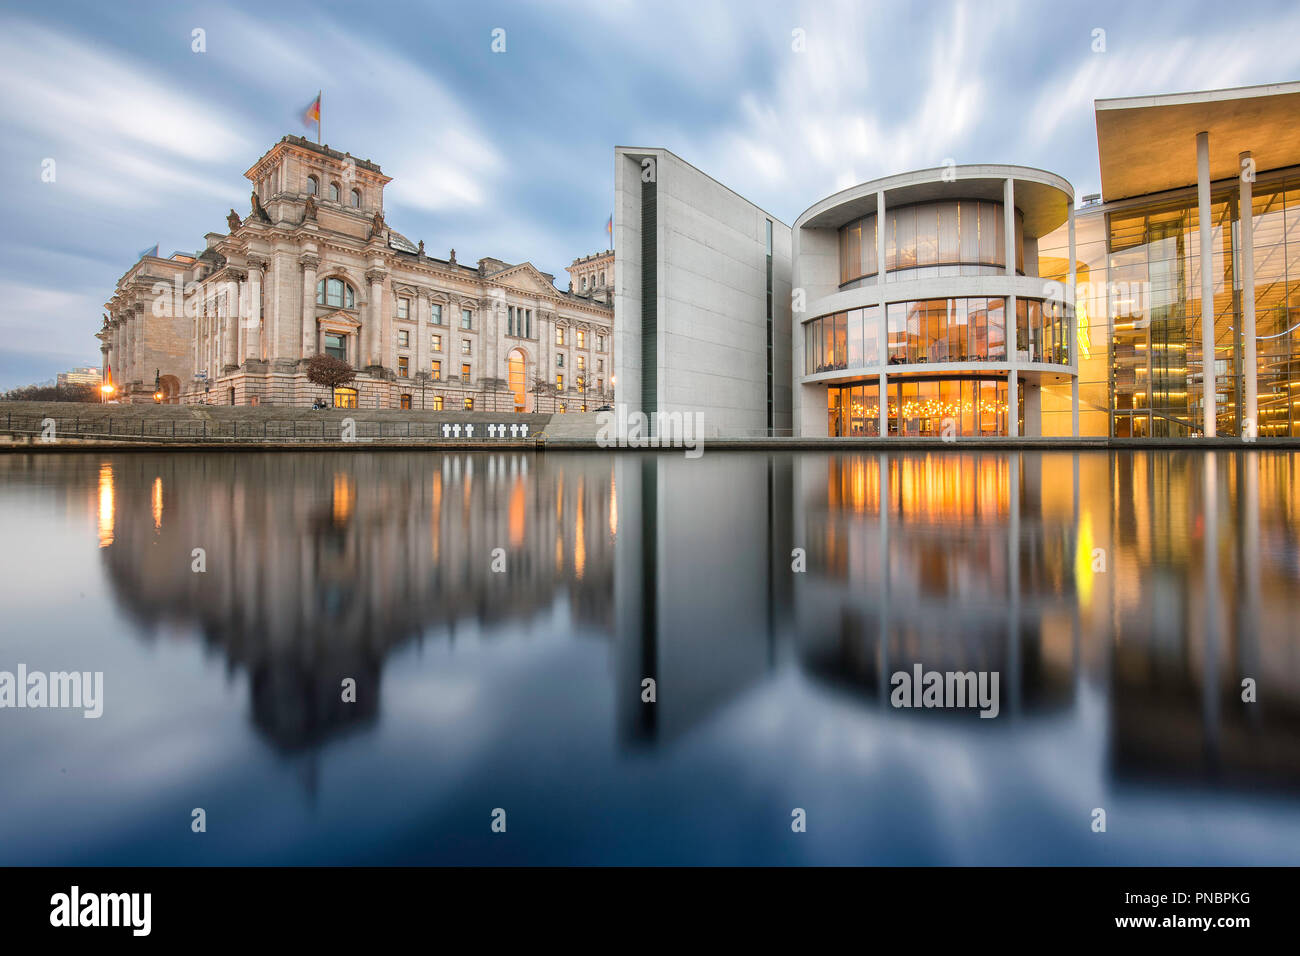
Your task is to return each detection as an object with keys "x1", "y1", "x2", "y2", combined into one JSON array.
[{"x1": 317, "y1": 90, "x2": 322, "y2": 145}]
